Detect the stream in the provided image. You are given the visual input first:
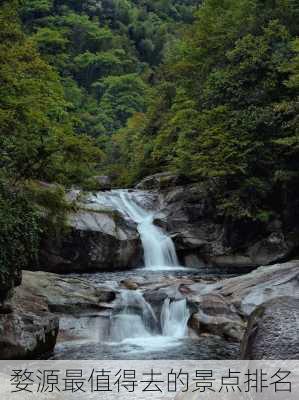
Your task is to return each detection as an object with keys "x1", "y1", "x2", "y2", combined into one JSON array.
[{"x1": 51, "y1": 190, "x2": 240, "y2": 360}]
